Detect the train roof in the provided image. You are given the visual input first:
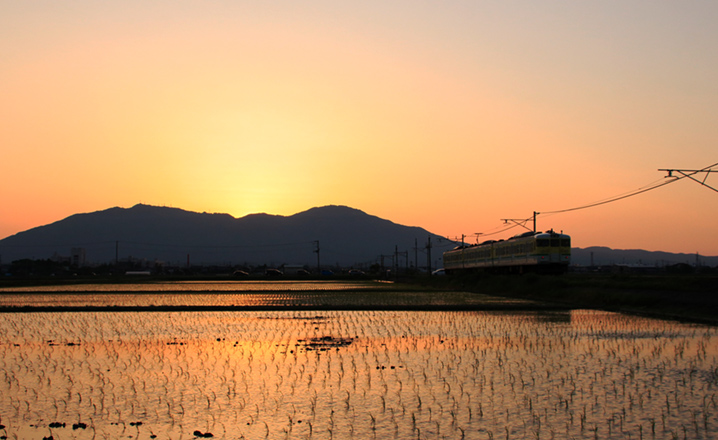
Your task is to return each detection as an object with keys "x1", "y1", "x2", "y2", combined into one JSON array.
[
  {"x1": 533, "y1": 230, "x2": 570, "y2": 239},
  {"x1": 511, "y1": 231, "x2": 536, "y2": 239},
  {"x1": 447, "y1": 230, "x2": 570, "y2": 252}
]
